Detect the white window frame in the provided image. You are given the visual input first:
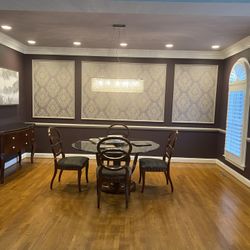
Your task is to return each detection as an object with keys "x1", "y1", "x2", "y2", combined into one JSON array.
[{"x1": 224, "y1": 58, "x2": 250, "y2": 170}]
